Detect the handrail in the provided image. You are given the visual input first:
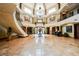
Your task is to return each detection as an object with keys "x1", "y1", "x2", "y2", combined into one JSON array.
[{"x1": 13, "y1": 10, "x2": 27, "y2": 36}]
